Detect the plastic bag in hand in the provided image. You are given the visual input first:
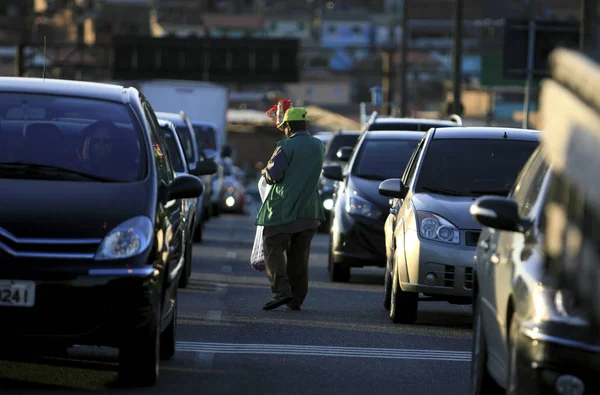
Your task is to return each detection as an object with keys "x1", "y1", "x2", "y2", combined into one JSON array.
[{"x1": 251, "y1": 177, "x2": 272, "y2": 271}]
